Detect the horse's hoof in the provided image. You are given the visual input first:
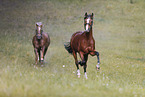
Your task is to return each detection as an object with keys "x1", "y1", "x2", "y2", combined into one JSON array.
[
  {"x1": 78, "y1": 75, "x2": 80, "y2": 78},
  {"x1": 78, "y1": 61, "x2": 81, "y2": 64},
  {"x1": 41, "y1": 60, "x2": 44, "y2": 64},
  {"x1": 77, "y1": 70, "x2": 81, "y2": 78},
  {"x1": 96, "y1": 64, "x2": 100, "y2": 70},
  {"x1": 96, "y1": 67, "x2": 100, "y2": 70},
  {"x1": 84, "y1": 72, "x2": 88, "y2": 79}
]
